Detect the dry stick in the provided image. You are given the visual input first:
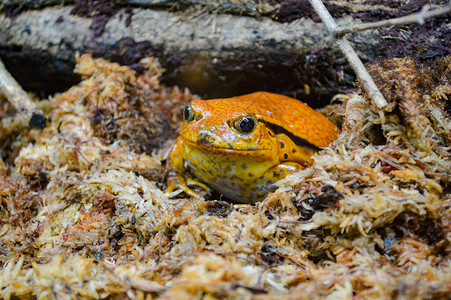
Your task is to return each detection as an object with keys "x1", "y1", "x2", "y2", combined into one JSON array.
[
  {"x1": 0, "y1": 58, "x2": 47, "y2": 128},
  {"x1": 336, "y1": 3, "x2": 451, "y2": 37},
  {"x1": 308, "y1": 0, "x2": 388, "y2": 109}
]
